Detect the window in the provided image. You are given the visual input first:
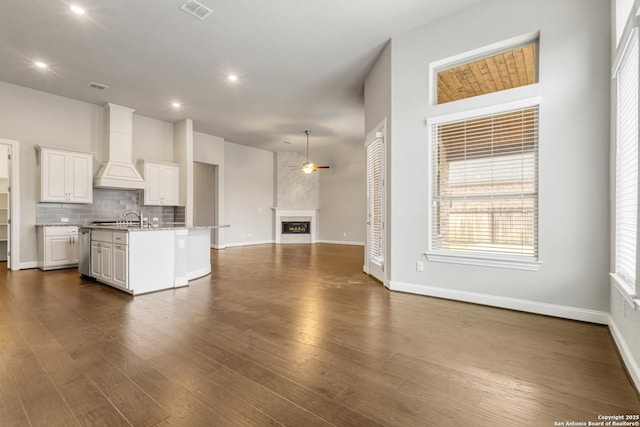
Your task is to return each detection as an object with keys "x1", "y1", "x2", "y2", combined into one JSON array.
[
  {"x1": 436, "y1": 42, "x2": 537, "y2": 104},
  {"x1": 428, "y1": 103, "x2": 539, "y2": 264},
  {"x1": 613, "y1": 27, "x2": 638, "y2": 295}
]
